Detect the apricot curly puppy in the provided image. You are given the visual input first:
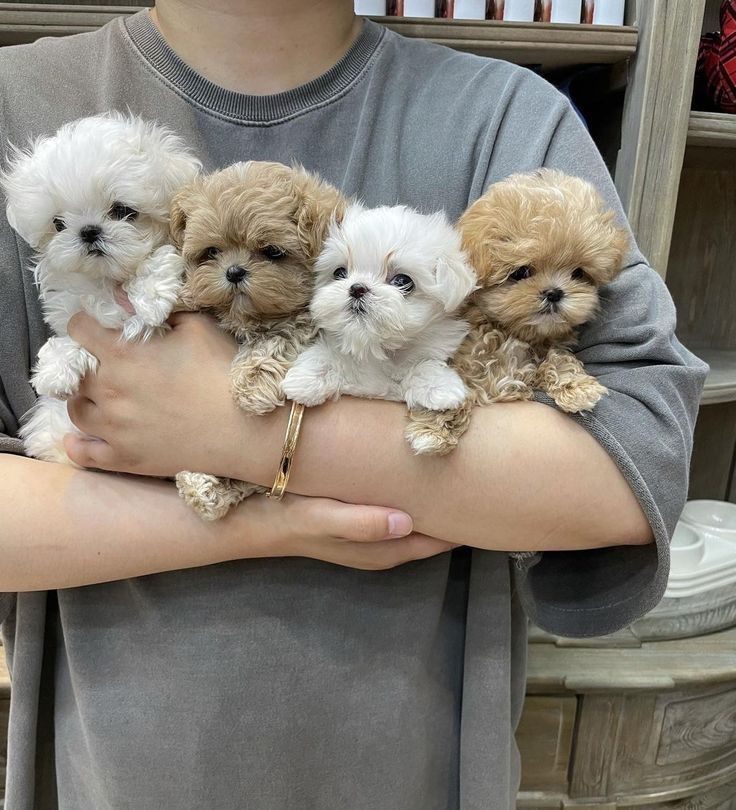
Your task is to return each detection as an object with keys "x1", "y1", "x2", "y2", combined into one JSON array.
[
  {"x1": 172, "y1": 161, "x2": 346, "y2": 520},
  {"x1": 406, "y1": 169, "x2": 628, "y2": 456}
]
